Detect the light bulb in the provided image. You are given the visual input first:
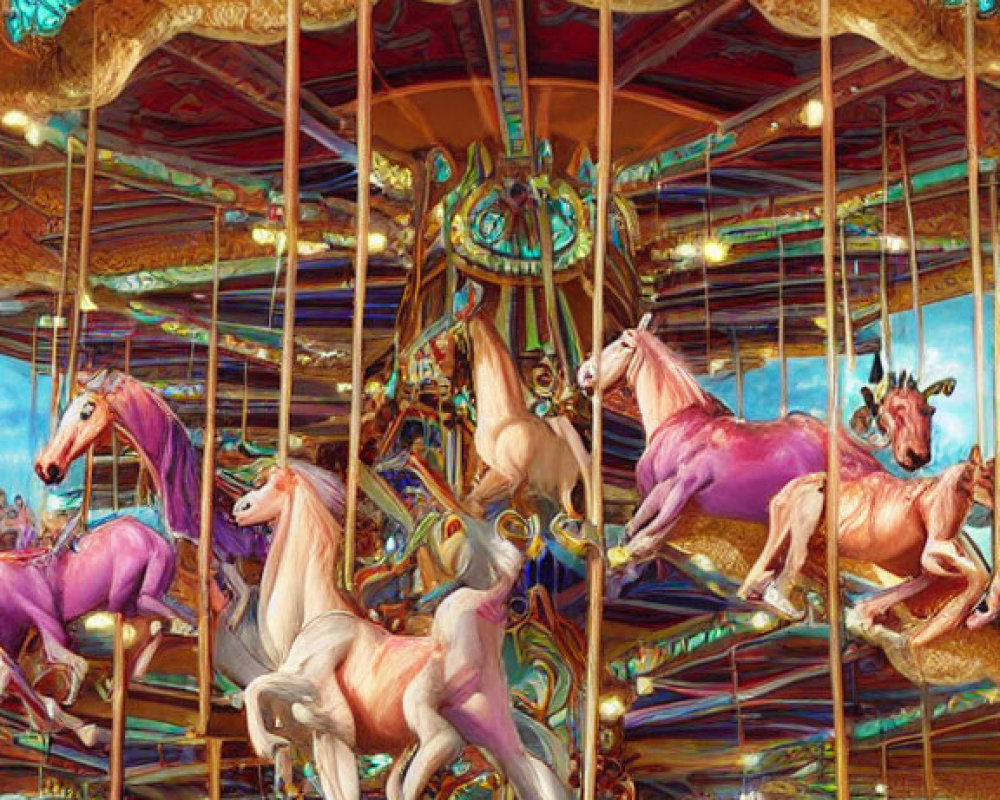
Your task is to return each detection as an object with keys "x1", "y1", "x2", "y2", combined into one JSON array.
[{"x1": 801, "y1": 99, "x2": 824, "y2": 128}]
